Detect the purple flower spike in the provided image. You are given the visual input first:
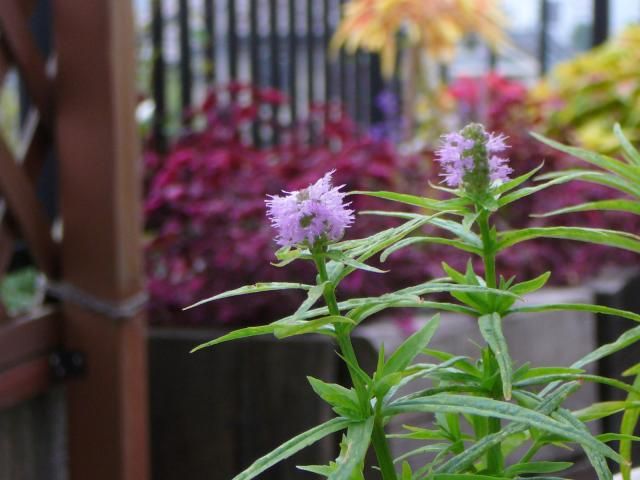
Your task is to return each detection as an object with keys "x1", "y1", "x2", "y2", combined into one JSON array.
[
  {"x1": 435, "y1": 132, "x2": 476, "y2": 187},
  {"x1": 266, "y1": 171, "x2": 354, "y2": 247},
  {"x1": 435, "y1": 125, "x2": 512, "y2": 190},
  {"x1": 486, "y1": 132, "x2": 512, "y2": 184}
]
